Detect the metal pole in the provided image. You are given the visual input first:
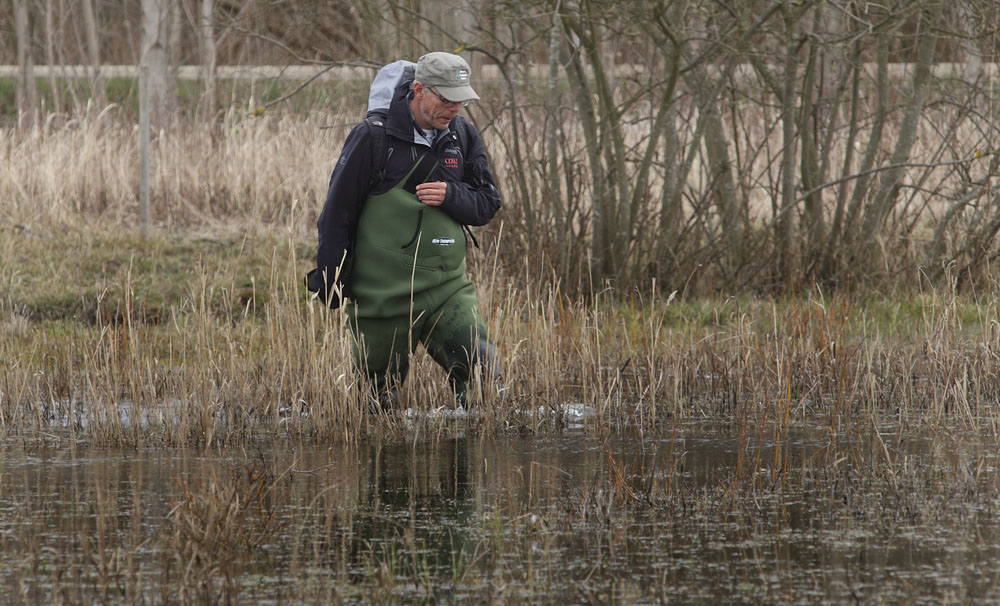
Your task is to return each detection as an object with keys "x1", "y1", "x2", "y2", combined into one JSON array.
[{"x1": 139, "y1": 64, "x2": 151, "y2": 237}]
